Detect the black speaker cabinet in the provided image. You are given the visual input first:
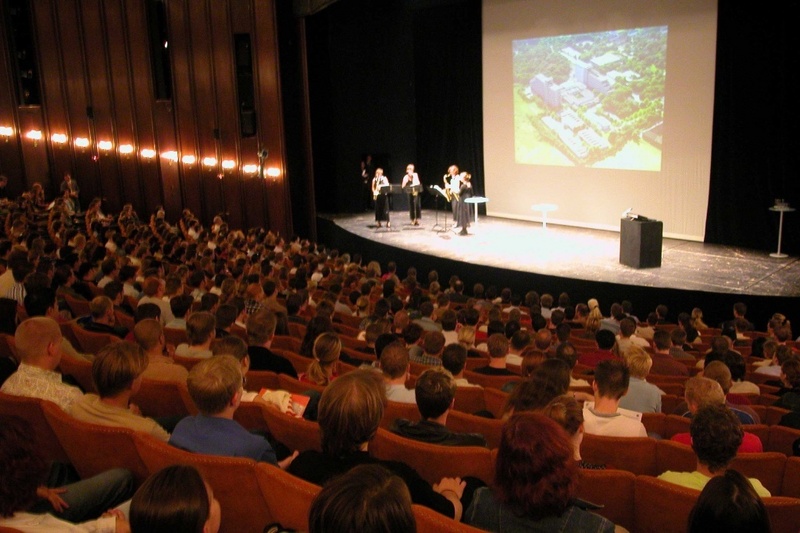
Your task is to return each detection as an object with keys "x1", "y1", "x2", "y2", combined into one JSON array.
[{"x1": 620, "y1": 218, "x2": 662, "y2": 268}]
